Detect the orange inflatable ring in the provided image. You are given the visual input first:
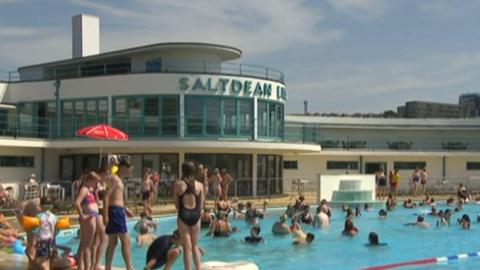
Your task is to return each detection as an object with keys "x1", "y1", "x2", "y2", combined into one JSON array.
[
  {"x1": 55, "y1": 217, "x2": 72, "y2": 230},
  {"x1": 21, "y1": 215, "x2": 40, "y2": 231}
]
